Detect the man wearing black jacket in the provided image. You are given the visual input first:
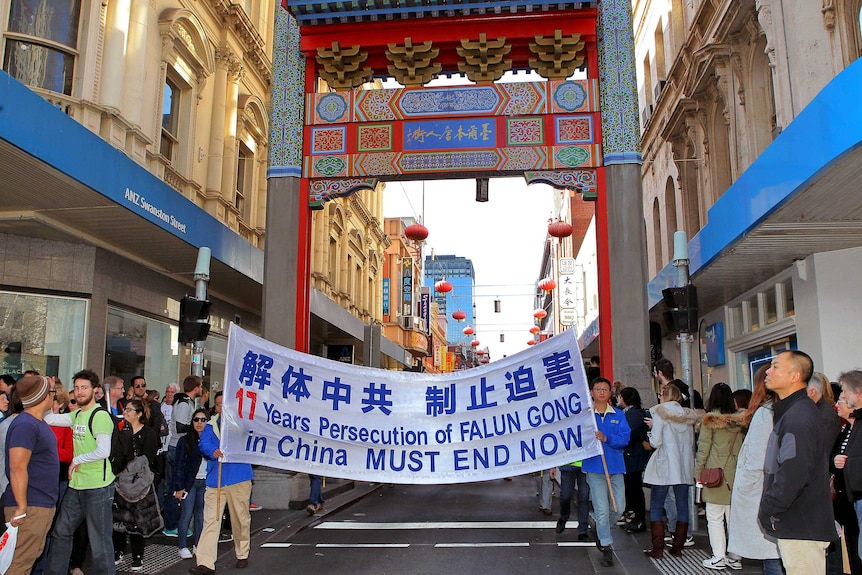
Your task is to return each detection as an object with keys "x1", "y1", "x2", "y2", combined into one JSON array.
[
  {"x1": 759, "y1": 350, "x2": 836, "y2": 575},
  {"x1": 654, "y1": 358, "x2": 703, "y2": 409}
]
